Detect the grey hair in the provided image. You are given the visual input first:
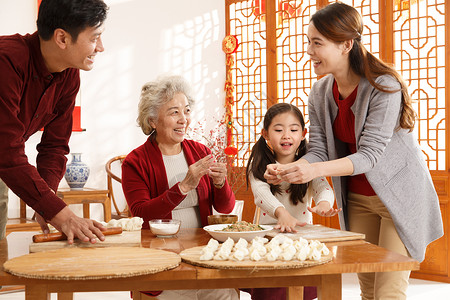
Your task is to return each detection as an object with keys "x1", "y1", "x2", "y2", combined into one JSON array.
[{"x1": 137, "y1": 75, "x2": 195, "y2": 135}]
